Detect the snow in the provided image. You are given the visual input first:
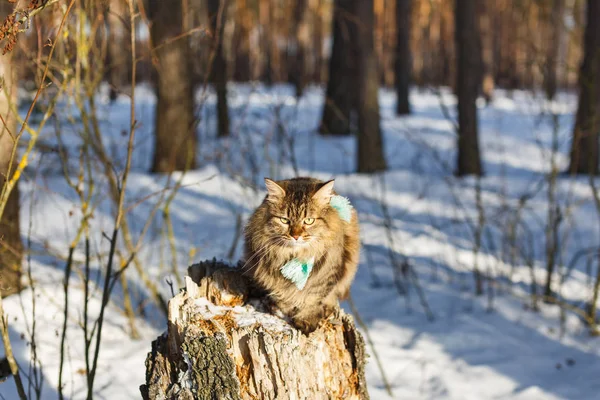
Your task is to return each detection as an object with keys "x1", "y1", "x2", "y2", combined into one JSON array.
[
  {"x1": 2, "y1": 83, "x2": 600, "y2": 399},
  {"x1": 192, "y1": 297, "x2": 288, "y2": 331}
]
